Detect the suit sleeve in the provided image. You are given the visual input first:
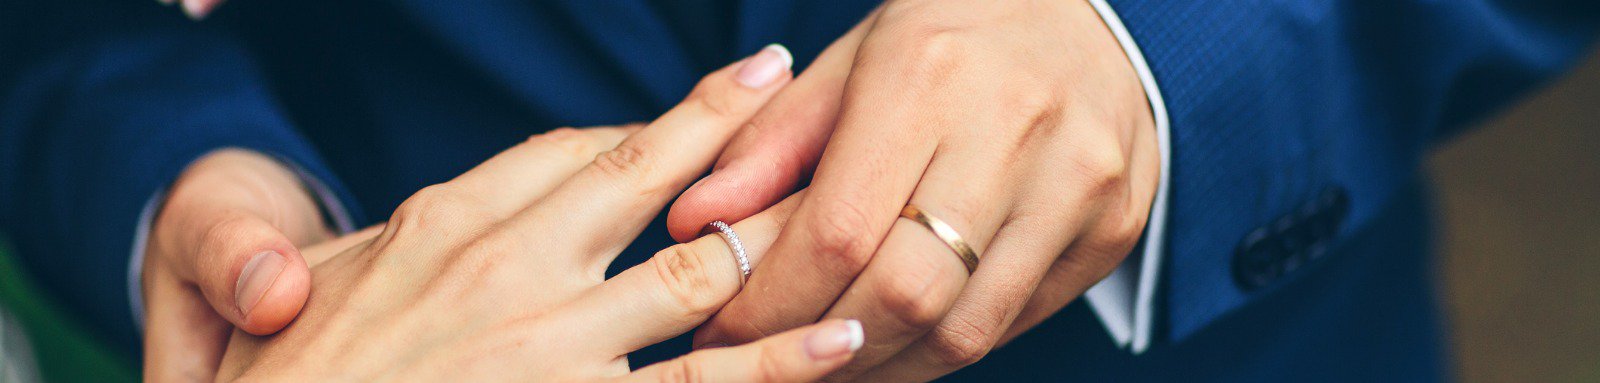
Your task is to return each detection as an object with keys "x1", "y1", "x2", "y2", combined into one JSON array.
[
  {"x1": 0, "y1": 29, "x2": 360, "y2": 354},
  {"x1": 1103, "y1": 0, "x2": 1600, "y2": 344}
]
